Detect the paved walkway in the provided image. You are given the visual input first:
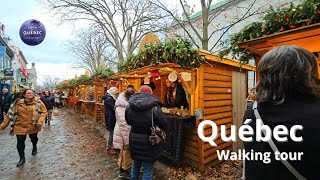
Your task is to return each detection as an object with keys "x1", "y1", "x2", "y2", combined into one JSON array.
[{"x1": 0, "y1": 108, "x2": 172, "y2": 180}]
